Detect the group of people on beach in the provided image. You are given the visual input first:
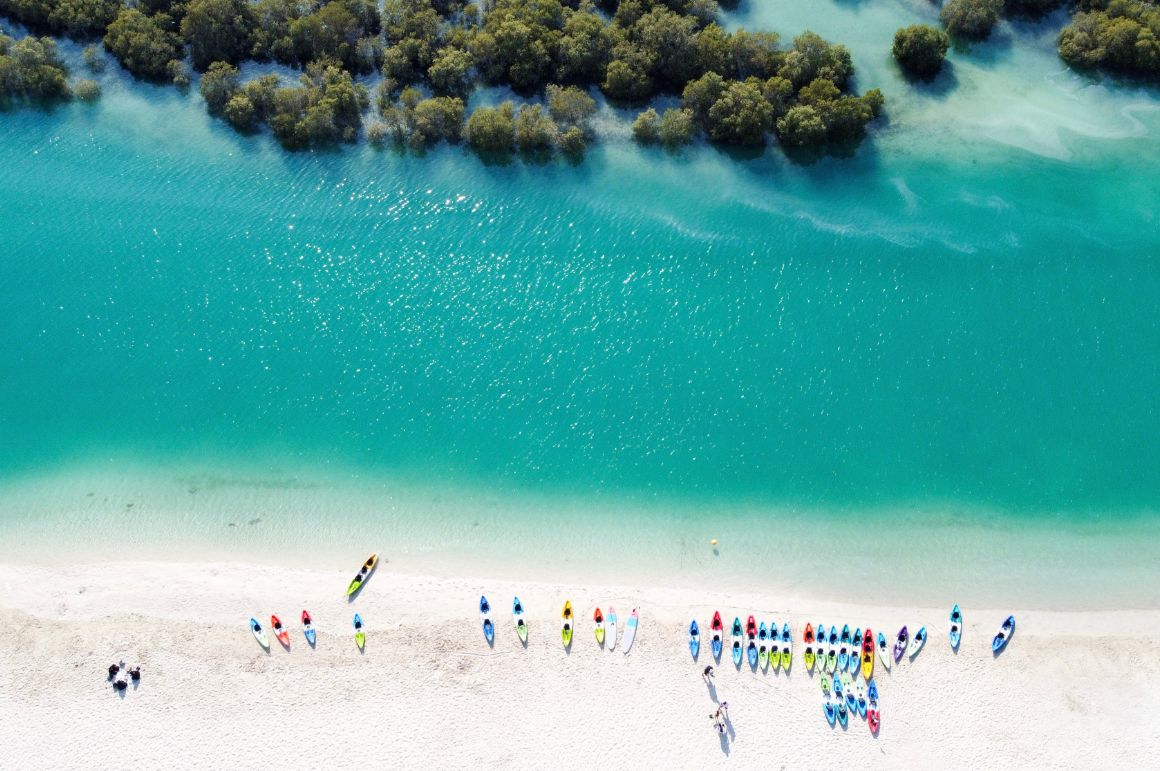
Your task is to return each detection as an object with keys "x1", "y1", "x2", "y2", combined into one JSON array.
[{"x1": 107, "y1": 661, "x2": 142, "y2": 693}]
